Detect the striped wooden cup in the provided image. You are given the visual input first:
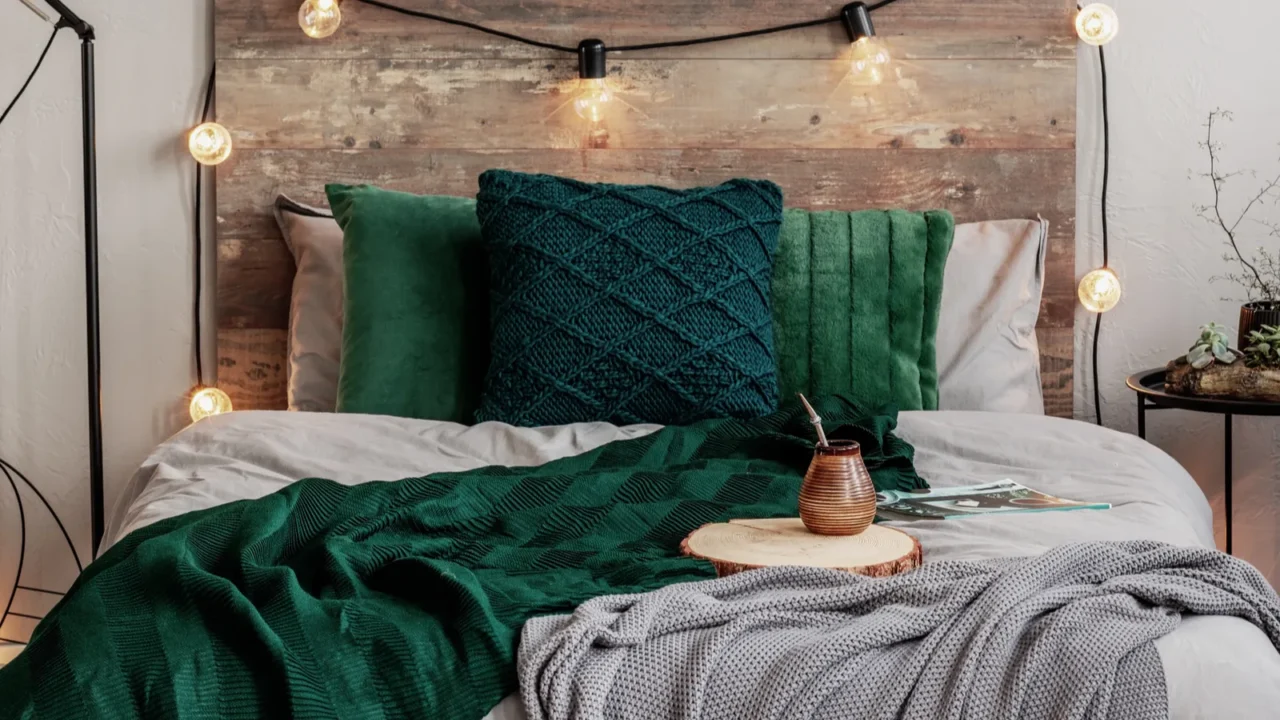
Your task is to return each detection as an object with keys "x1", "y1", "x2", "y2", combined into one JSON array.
[{"x1": 798, "y1": 440, "x2": 878, "y2": 536}]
